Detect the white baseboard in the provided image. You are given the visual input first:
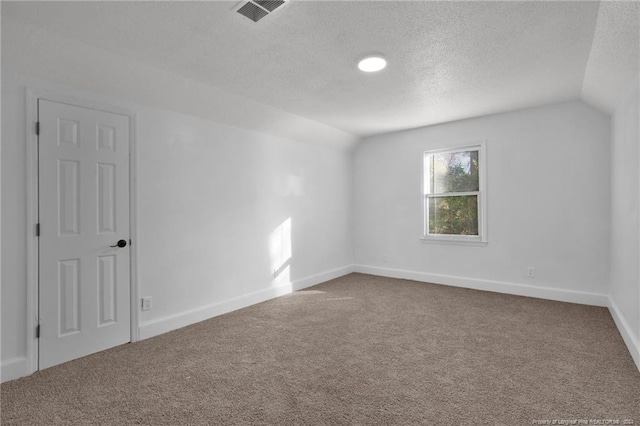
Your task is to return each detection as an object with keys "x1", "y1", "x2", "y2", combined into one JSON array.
[
  {"x1": 608, "y1": 297, "x2": 640, "y2": 372},
  {"x1": 291, "y1": 264, "x2": 355, "y2": 291},
  {"x1": 353, "y1": 264, "x2": 609, "y2": 307},
  {"x1": 12, "y1": 265, "x2": 635, "y2": 381},
  {"x1": 1, "y1": 357, "x2": 28, "y2": 383},
  {"x1": 139, "y1": 265, "x2": 354, "y2": 340}
]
